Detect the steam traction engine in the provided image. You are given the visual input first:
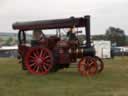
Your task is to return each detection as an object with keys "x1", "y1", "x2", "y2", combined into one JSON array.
[{"x1": 12, "y1": 15, "x2": 104, "y2": 76}]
